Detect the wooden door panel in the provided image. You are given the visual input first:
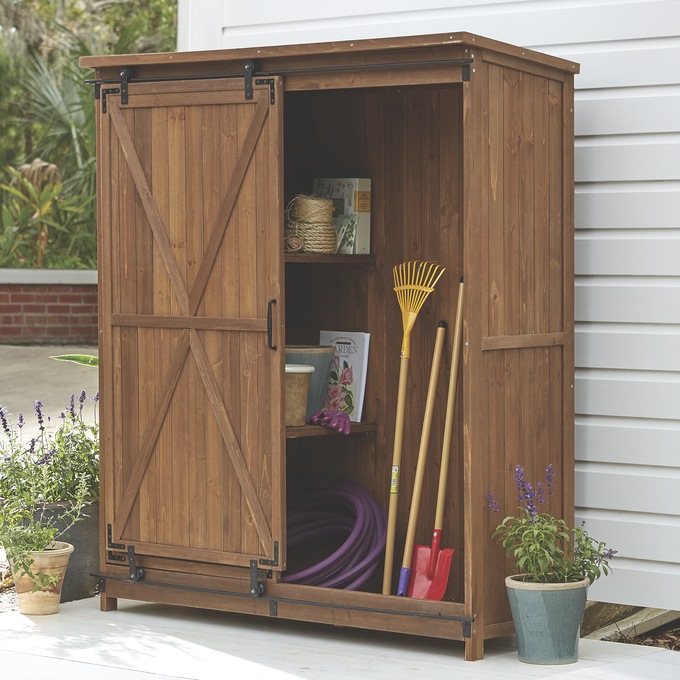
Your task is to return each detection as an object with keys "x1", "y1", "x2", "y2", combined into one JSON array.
[{"x1": 99, "y1": 79, "x2": 284, "y2": 569}]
